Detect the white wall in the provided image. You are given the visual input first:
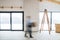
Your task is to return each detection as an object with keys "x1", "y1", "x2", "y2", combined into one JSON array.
[
  {"x1": 39, "y1": 1, "x2": 60, "y2": 11},
  {"x1": 0, "y1": 0, "x2": 24, "y2": 11},
  {"x1": 23, "y1": 0, "x2": 39, "y2": 31}
]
